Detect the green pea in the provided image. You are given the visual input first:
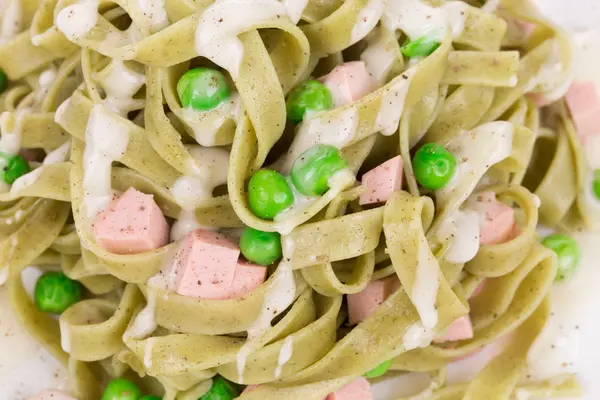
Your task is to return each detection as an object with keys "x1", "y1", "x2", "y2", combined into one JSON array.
[
  {"x1": 177, "y1": 67, "x2": 231, "y2": 111},
  {"x1": 412, "y1": 143, "x2": 457, "y2": 190},
  {"x1": 199, "y1": 376, "x2": 239, "y2": 400},
  {"x1": 248, "y1": 169, "x2": 294, "y2": 220},
  {"x1": 240, "y1": 227, "x2": 282, "y2": 266},
  {"x1": 286, "y1": 80, "x2": 333, "y2": 123},
  {"x1": 0, "y1": 69, "x2": 7, "y2": 94},
  {"x1": 291, "y1": 144, "x2": 347, "y2": 196},
  {"x1": 140, "y1": 396, "x2": 161, "y2": 400},
  {"x1": 101, "y1": 378, "x2": 142, "y2": 400},
  {"x1": 541, "y1": 234, "x2": 581, "y2": 282},
  {"x1": 364, "y1": 359, "x2": 393, "y2": 379},
  {"x1": 0, "y1": 153, "x2": 30, "y2": 184},
  {"x1": 400, "y1": 36, "x2": 441, "y2": 58},
  {"x1": 34, "y1": 272, "x2": 83, "y2": 314},
  {"x1": 592, "y1": 169, "x2": 600, "y2": 200}
]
